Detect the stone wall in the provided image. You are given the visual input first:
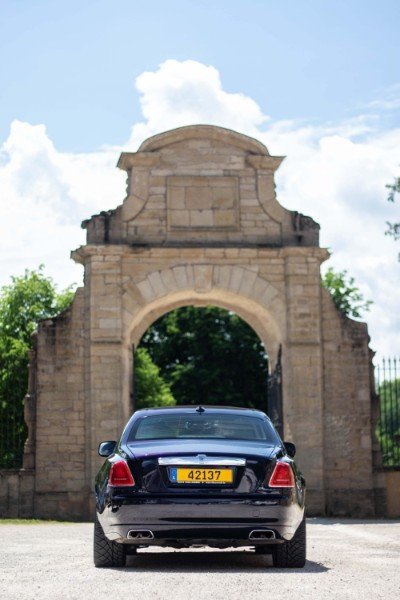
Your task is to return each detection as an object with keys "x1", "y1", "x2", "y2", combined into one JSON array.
[
  {"x1": 383, "y1": 470, "x2": 400, "y2": 517},
  {"x1": 322, "y1": 289, "x2": 379, "y2": 516},
  {"x1": 34, "y1": 287, "x2": 88, "y2": 519},
  {"x1": 0, "y1": 470, "x2": 34, "y2": 518}
]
